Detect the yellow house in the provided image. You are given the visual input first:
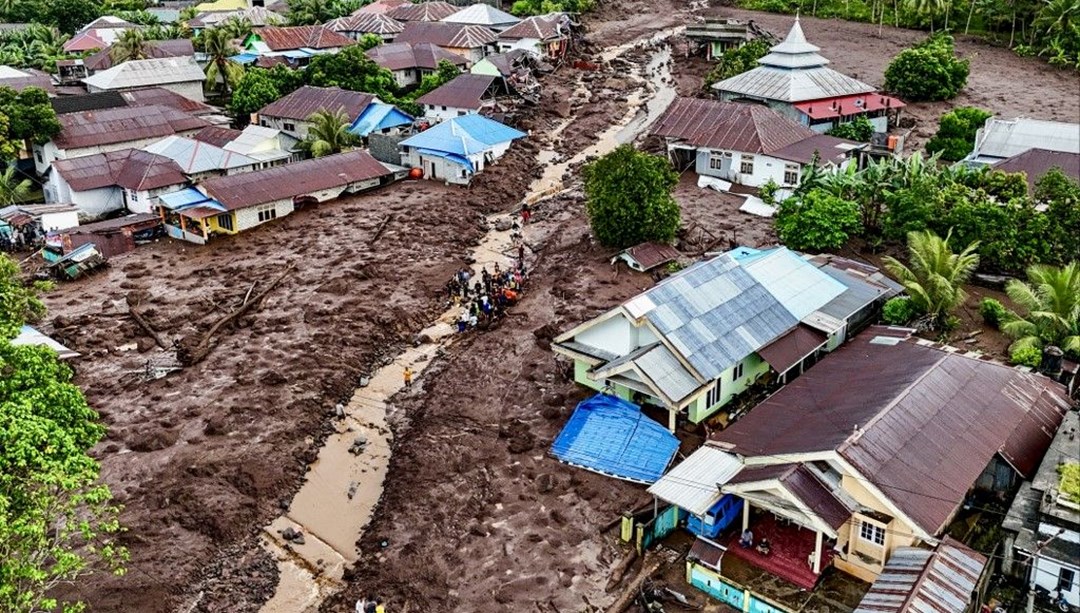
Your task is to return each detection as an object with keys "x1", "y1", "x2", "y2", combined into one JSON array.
[{"x1": 650, "y1": 326, "x2": 1070, "y2": 597}]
